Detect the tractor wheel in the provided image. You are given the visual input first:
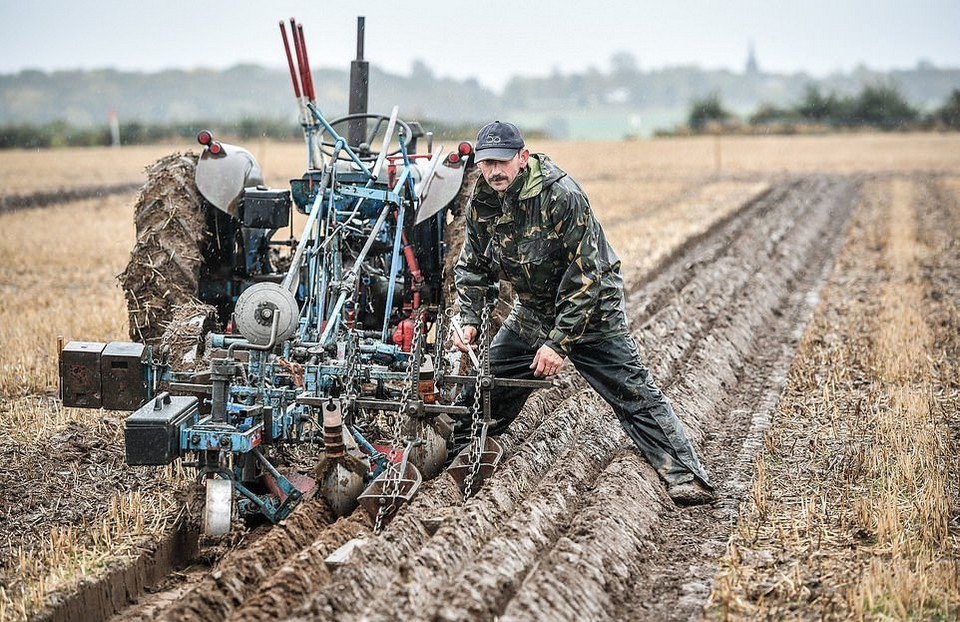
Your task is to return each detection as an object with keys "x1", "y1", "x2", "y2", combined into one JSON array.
[
  {"x1": 440, "y1": 165, "x2": 476, "y2": 309},
  {"x1": 118, "y1": 152, "x2": 213, "y2": 348},
  {"x1": 442, "y1": 165, "x2": 513, "y2": 330}
]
